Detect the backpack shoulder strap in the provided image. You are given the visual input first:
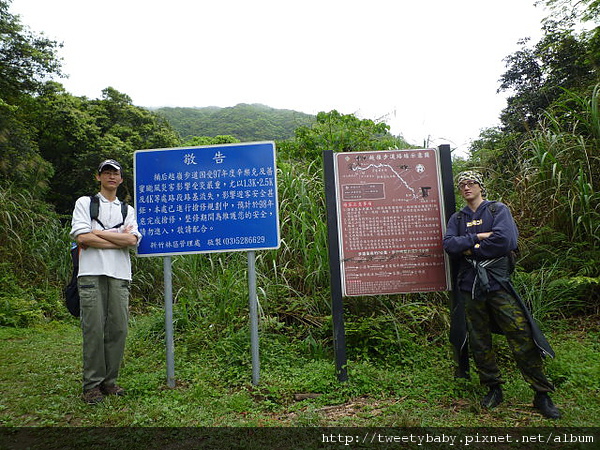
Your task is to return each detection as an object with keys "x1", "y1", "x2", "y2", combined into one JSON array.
[
  {"x1": 89, "y1": 194, "x2": 128, "y2": 229},
  {"x1": 89, "y1": 194, "x2": 108, "y2": 229},
  {"x1": 89, "y1": 195, "x2": 100, "y2": 221},
  {"x1": 113, "y1": 201, "x2": 128, "y2": 228}
]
